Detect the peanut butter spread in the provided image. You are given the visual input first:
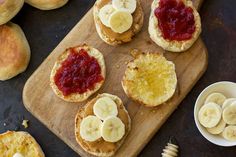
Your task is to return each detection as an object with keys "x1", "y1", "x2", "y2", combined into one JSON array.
[
  {"x1": 95, "y1": 0, "x2": 143, "y2": 43},
  {"x1": 75, "y1": 94, "x2": 130, "y2": 155}
]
